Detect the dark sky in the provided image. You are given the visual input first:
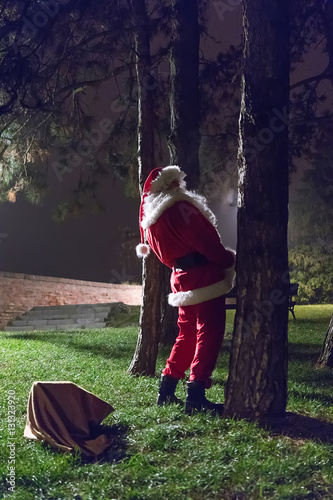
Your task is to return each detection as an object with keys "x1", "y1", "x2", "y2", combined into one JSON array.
[{"x1": 0, "y1": 2, "x2": 328, "y2": 283}]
